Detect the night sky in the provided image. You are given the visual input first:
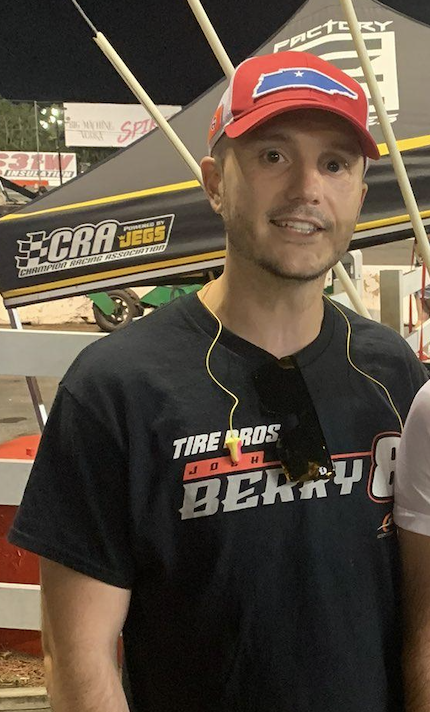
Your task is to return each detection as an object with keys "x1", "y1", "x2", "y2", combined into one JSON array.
[{"x1": 1, "y1": 0, "x2": 429, "y2": 107}]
